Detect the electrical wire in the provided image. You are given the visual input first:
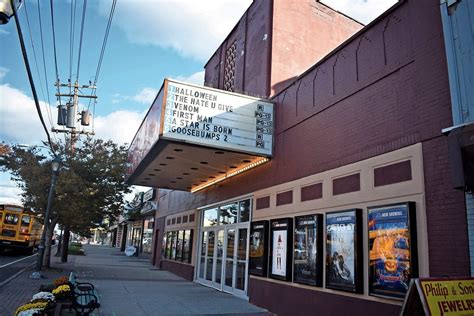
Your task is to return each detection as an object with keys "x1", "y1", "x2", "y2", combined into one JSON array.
[
  {"x1": 88, "y1": 0, "x2": 117, "y2": 112},
  {"x1": 94, "y1": 0, "x2": 116, "y2": 85},
  {"x1": 76, "y1": 0, "x2": 88, "y2": 83},
  {"x1": 36, "y1": 0, "x2": 56, "y2": 137},
  {"x1": 49, "y1": 0, "x2": 61, "y2": 105},
  {"x1": 69, "y1": 0, "x2": 77, "y2": 95},
  {"x1": 23, "y1": 0, "x2": 56, "y2": 143},
  {"x1": 11, "y1": 0, "x2": 57, "y2": 157}
]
